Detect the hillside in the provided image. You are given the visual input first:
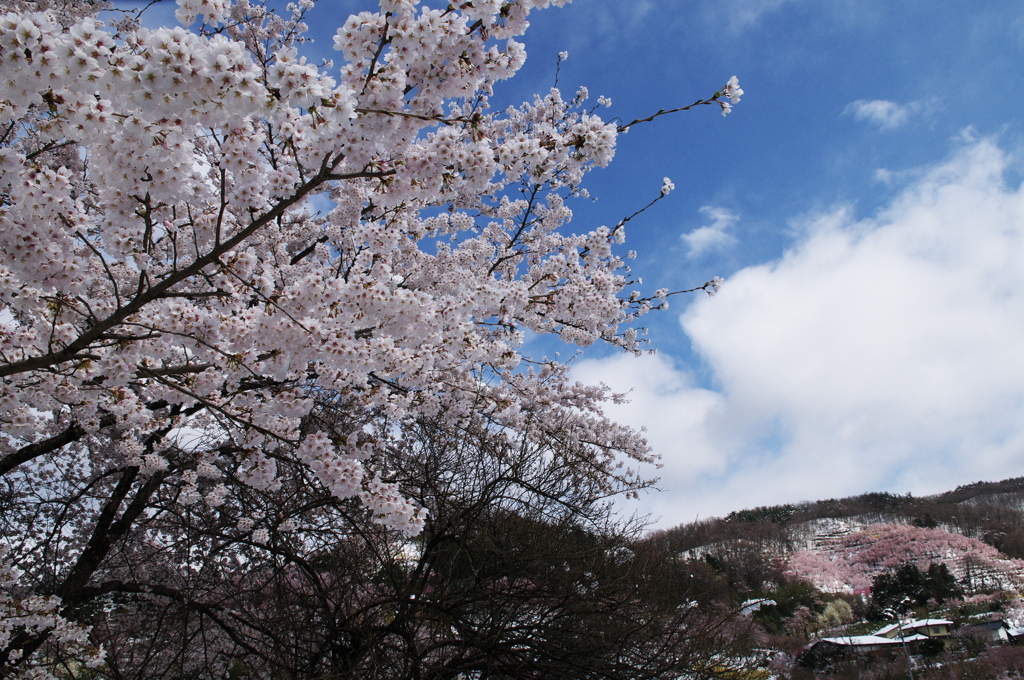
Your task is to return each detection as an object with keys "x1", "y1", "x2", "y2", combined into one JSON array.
[
  {"x1": 785, "y1": 522, "x2": 1024, "y2": 595},
  {"x1": 644, "y1": 478, "x2": 1024, "y2": 679},
  {"x1": 648, "y1": 476, "x2": 1024, "y2": 618},
  {"x1": 653, "y1": 477, "x2": 1024, "y2": 562}
]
